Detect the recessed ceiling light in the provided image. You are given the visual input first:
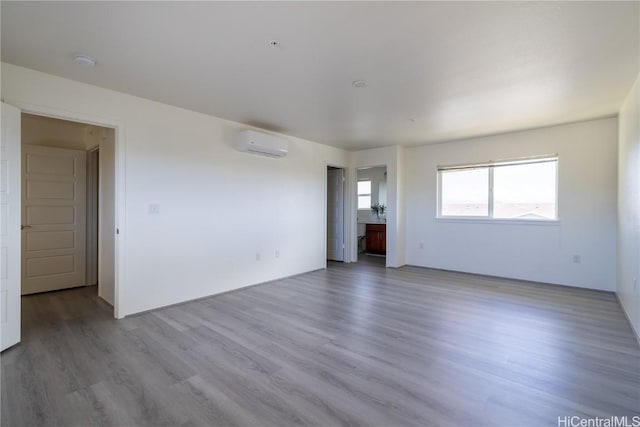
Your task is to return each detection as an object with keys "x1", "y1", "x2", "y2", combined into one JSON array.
[
  {"x1": 352, "y1": 80, "x2": 368, "y2": 88},
  {"x1": 269, "y1": 40, "x2": 280, "y2": 48},
  {"x1": 407, "y1": 118, "x2": 415, "y2": 123},
  {"x1": 73, "y1": 54, "x2": 96, "y2": 67}
]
